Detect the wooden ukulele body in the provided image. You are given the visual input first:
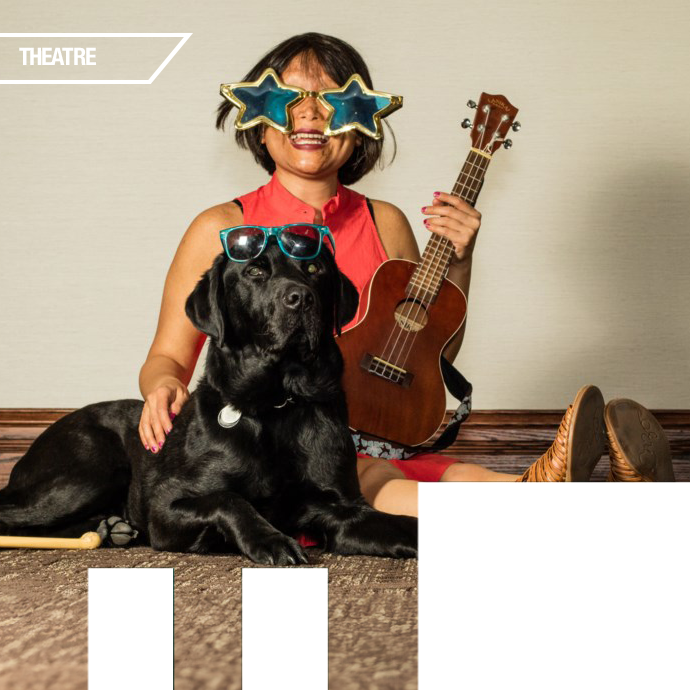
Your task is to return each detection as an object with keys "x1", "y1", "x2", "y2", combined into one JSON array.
[{"x1": 338, "y1": 259, "x2": 467, "y2": 447}]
